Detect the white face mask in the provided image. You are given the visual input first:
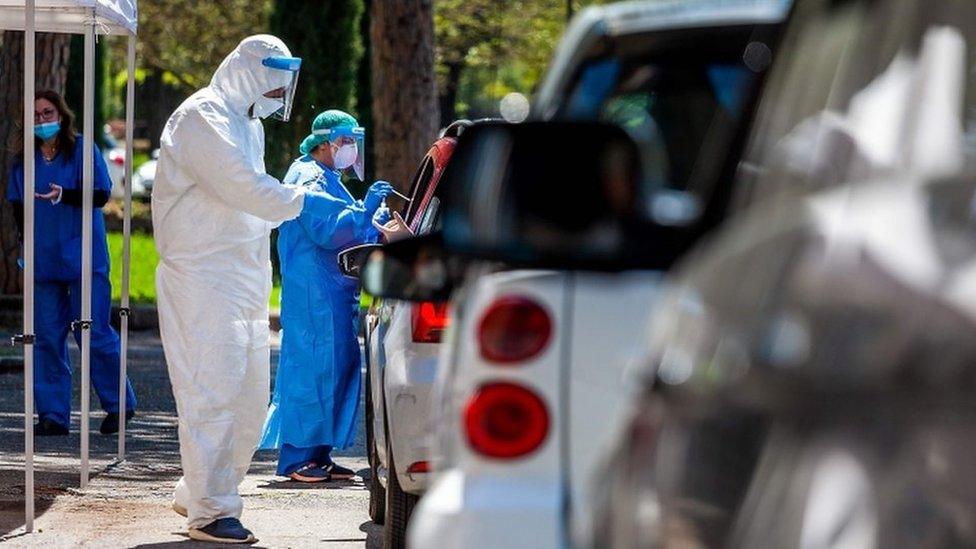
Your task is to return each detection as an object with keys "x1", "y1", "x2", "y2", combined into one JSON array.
[
  {"x1": 252, "y1": 96, "x2": 283, "y2": 119},
  {"x1": 333, "y1": 143, "x2": 359, "y2": 170}
]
